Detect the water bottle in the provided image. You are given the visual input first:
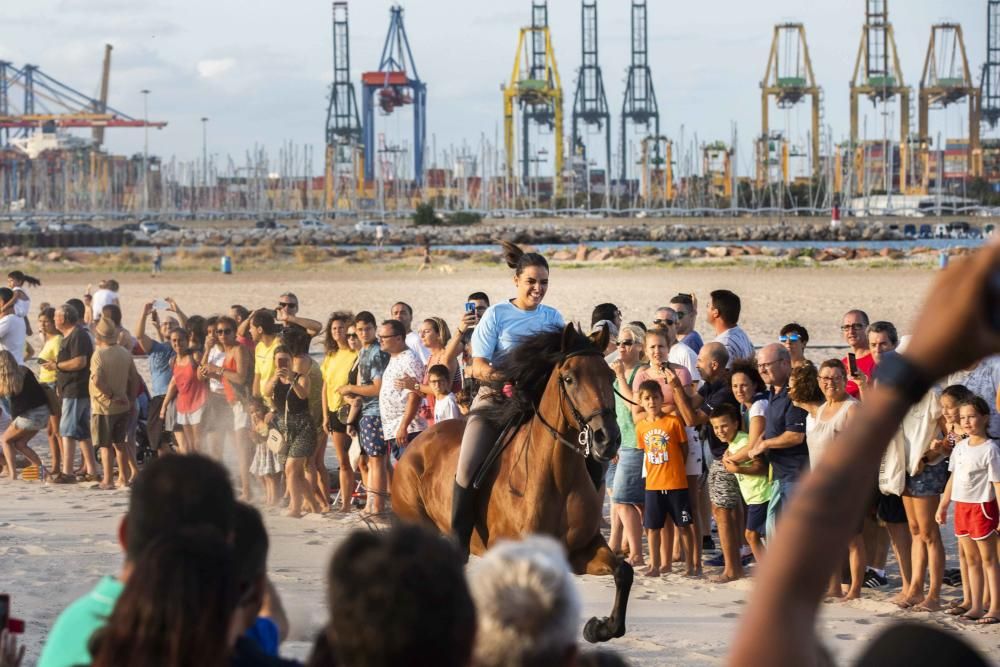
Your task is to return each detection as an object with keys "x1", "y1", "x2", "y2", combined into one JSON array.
[{"x1": 221, "y1": 255, "x2": 232, "y2": 275}]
